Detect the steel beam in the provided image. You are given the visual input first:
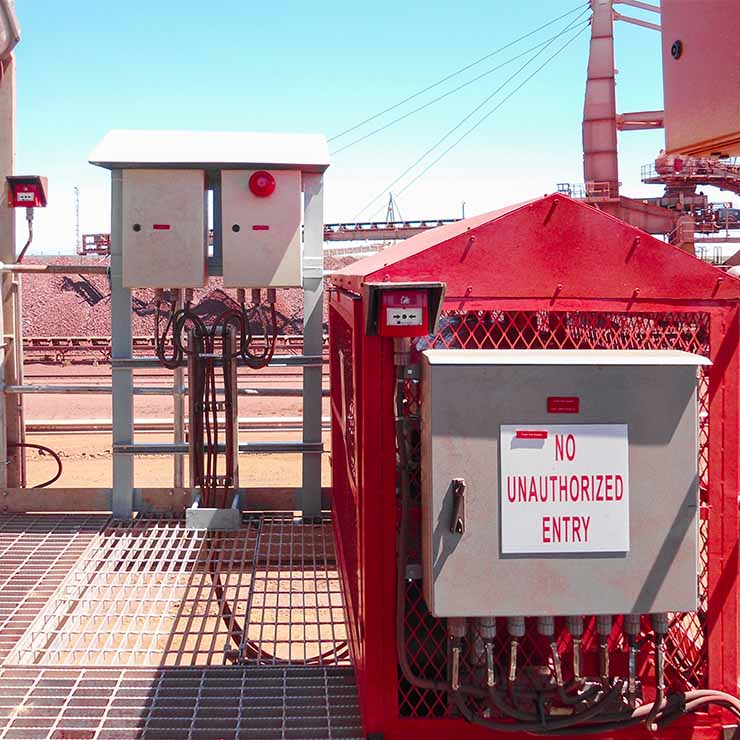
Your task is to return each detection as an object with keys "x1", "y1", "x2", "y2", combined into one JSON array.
[
  {"x1": 110, "y1": 169, "x2": 134, "y2": 518},
  {"x1": 113, "y1": 441, "x2": 324, "y2": 455},
  {"x1": 0, "y1": 263, "x2": 109, "y2": 274},
  {"x1": 111, "y1": 354, "x2": 324, "y2": 369},
  {"x1": 301, "y1": 172, "x2": 325, "y2": 518},
  {"x1": 0, "y1": 55, "x2": 23, "y2": 488}
]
